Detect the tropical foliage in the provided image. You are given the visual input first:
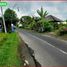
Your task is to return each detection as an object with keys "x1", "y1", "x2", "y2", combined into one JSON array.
[
  {"x1": 20, "y1": 7, "x2": 53, "y2": 32},
  {"x1": 20, "y1": 7, "x2": 67, "y2": 35},
  {"x1": 56, "y1": 24, "x2": 67, "y2": 36},
  {"x1": 4, "y1": 8, "x2": 19, "y2": 32}
]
